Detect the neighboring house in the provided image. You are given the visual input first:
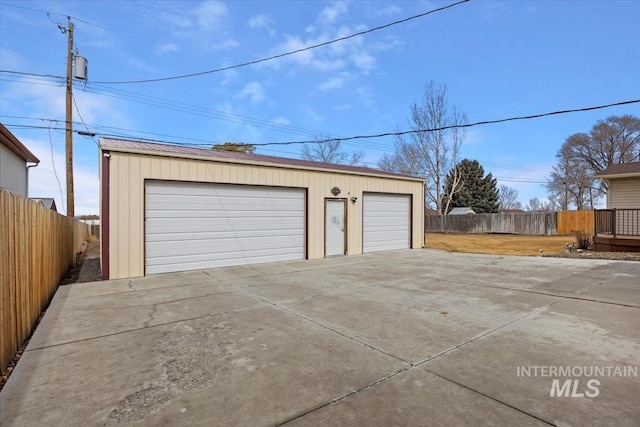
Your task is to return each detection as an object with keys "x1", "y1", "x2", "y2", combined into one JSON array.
[
  {"x1": 0, "y1": 124, "x2": 39, "y2": 197},
  {"x1": 593, "y1": 162, "x2": 640, "y2": 252},
  {"x1": 100, "y1": 138, "x2": 426, "y2": 280},
  {"x1": 30, "y1": 198, "x2": 58, "y2": 212},
  {"x1": 448, "y1": 207, "x2": 476, "y2": 215},
  {"x1": 594, "y1": 161, "x2": 640, "y2": 209}
]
